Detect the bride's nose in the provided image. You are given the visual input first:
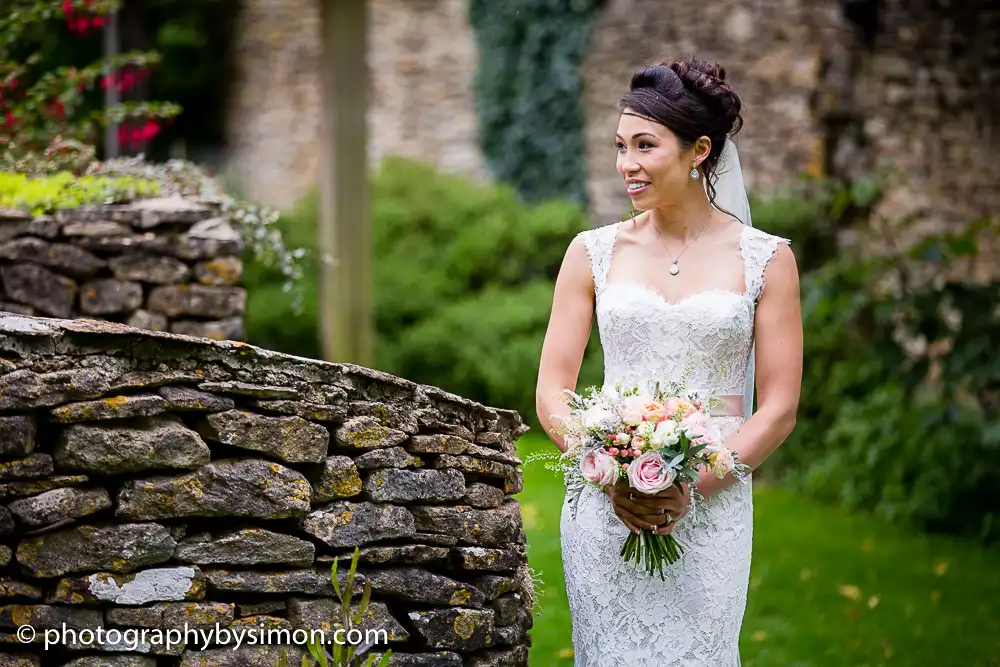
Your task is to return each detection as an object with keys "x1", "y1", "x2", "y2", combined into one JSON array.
[{"x1": 620, "y1": 156, "x2": 641, "y2": 176}]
